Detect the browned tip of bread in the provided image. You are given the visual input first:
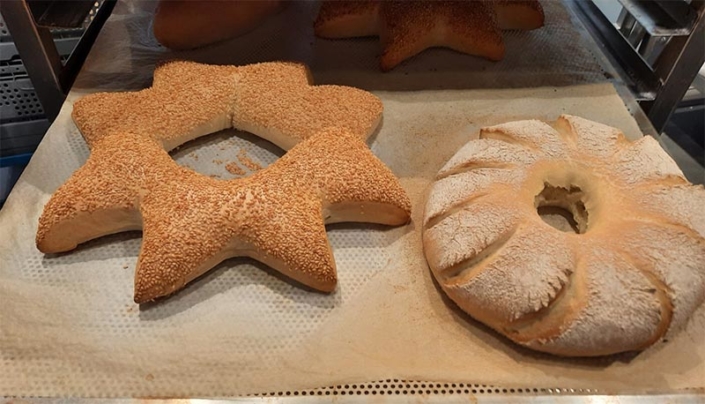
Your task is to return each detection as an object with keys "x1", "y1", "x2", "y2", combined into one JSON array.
[
  {"x1": 494, "y1": 0, "x2": 545, "y2": 30},
  {"x1": 36, "y1": 133, "x2": 158, "y2": 254},
  {"x1": 267, "y1": 127, "x2": 412, "y2": 221},
  {"x1": 315, "y1": 0, "x2": 547, "y2": 70},
  {"x1": 378, "y1": 1, "x2": 505, "y2": 71},
  {"x1": 314, "y1": 0, "x2": 381, "y2": 38},
  {"x1": 72, "y1": 60, "x2": 237, "y2": 149}
]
